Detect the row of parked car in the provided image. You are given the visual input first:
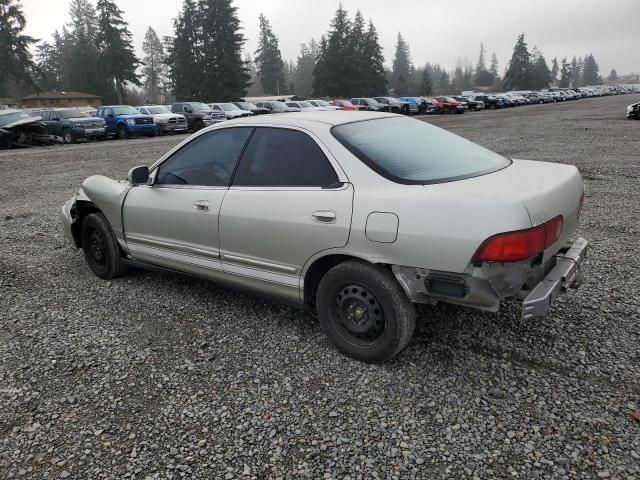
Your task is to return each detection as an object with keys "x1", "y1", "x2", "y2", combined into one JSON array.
[{"x1": 1, "y1": 84, "x2": 637, "y2": 148}]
